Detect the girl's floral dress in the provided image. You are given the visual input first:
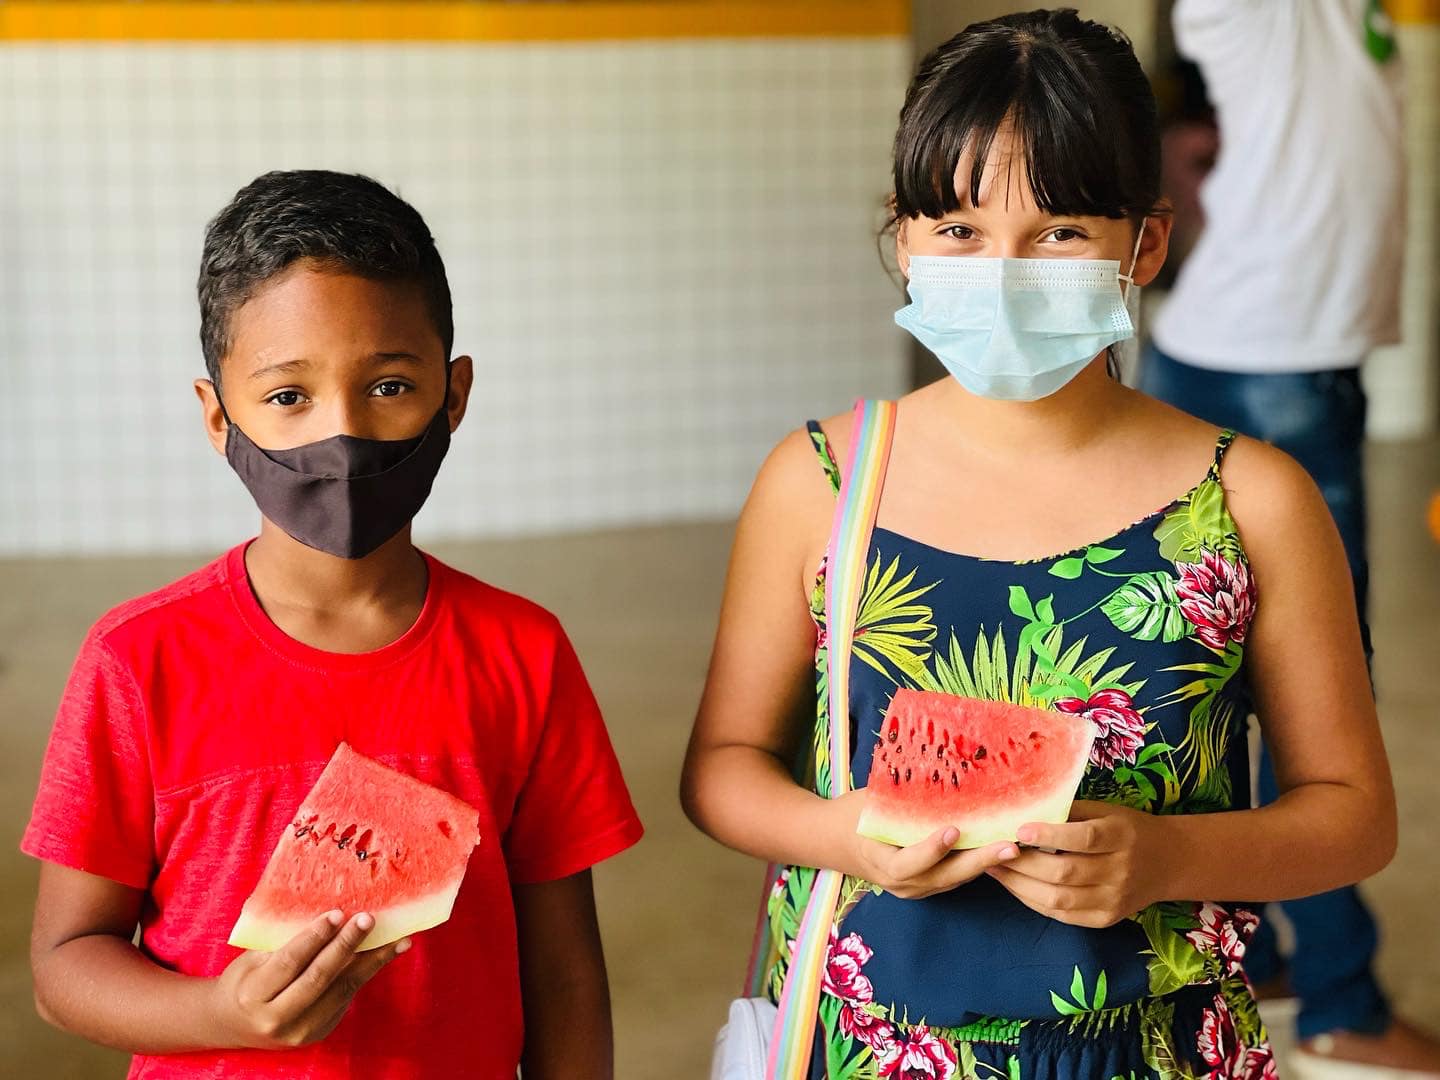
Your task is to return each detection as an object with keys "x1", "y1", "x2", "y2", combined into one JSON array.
[{"x1": 763, "y1": 420, "x2": 1276, "y2": 1080}]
